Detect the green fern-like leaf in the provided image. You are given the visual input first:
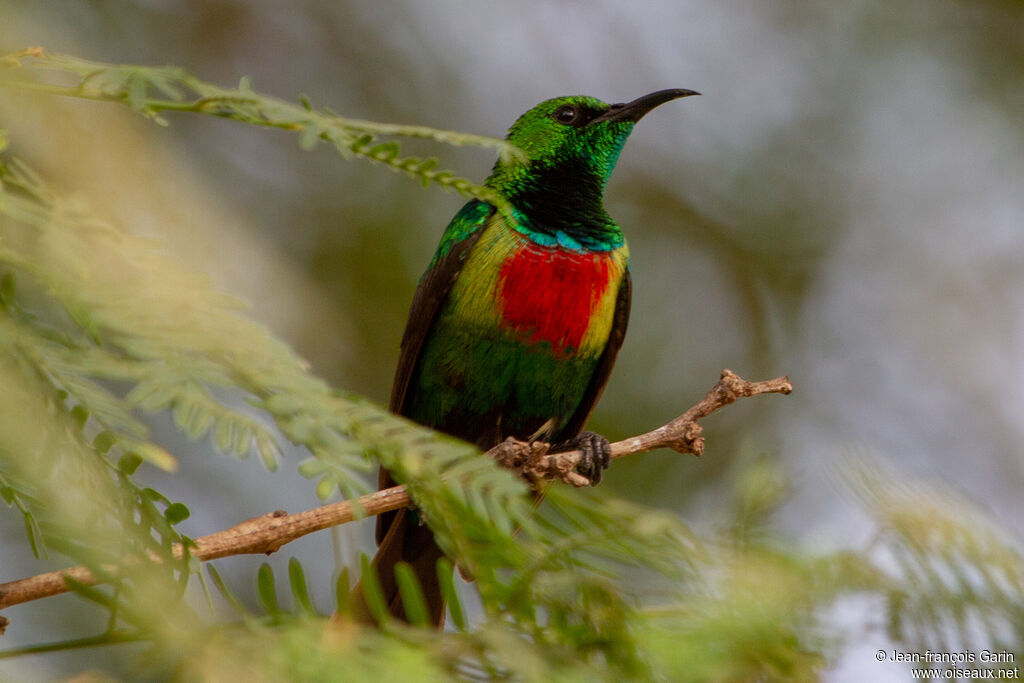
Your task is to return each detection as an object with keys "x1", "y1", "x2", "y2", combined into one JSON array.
[
  {"x1": 0, "y1": 48, "x2": 521, "y2": 215},
  {"x1": 849, "y1": 458, "x2": 1024, "y2": 655}
]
